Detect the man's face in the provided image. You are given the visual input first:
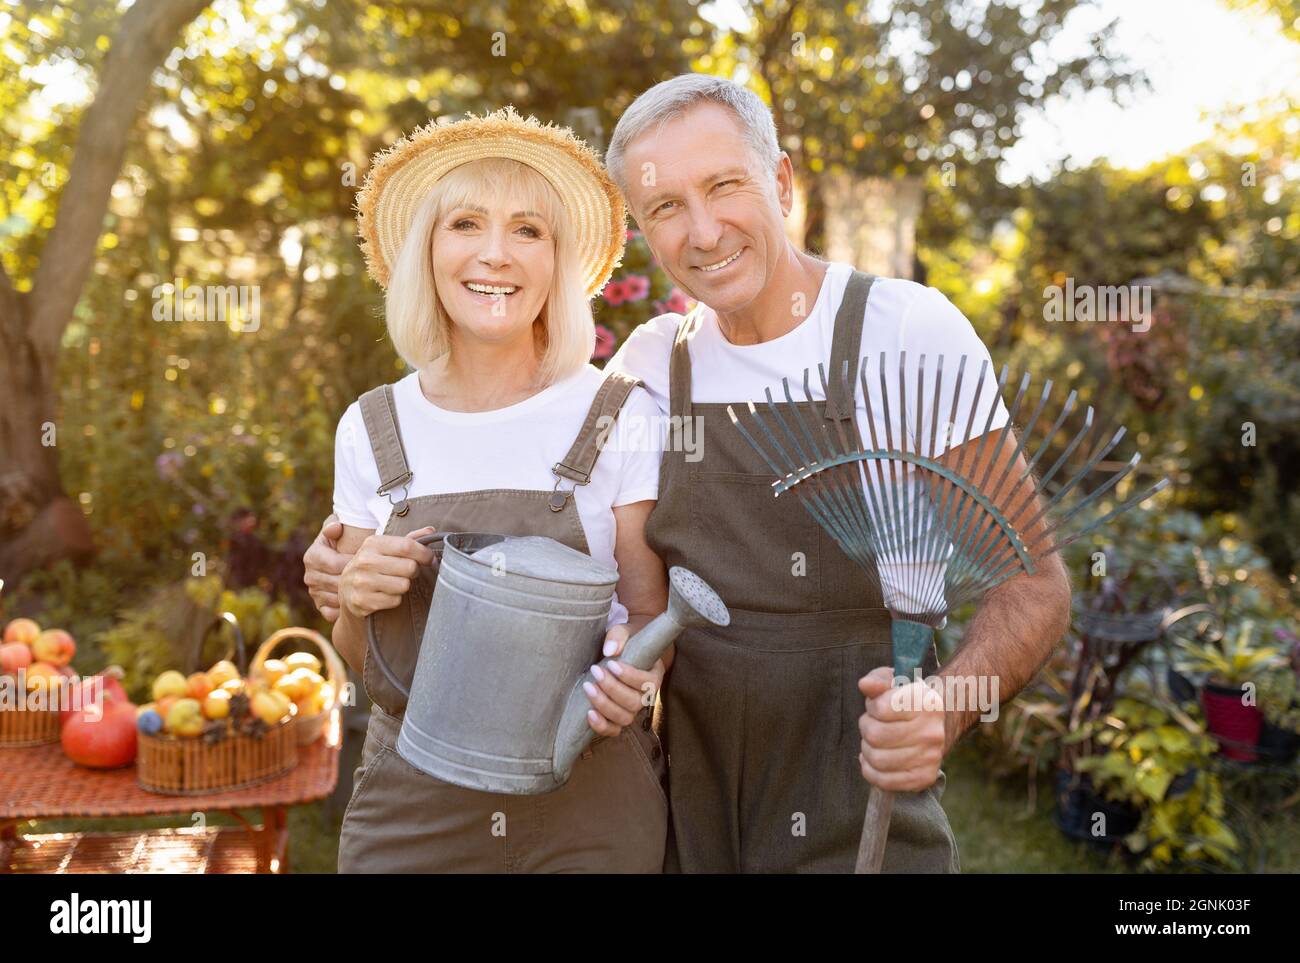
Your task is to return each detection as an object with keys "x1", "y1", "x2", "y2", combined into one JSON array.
[{"x1": 622, "y1": 102, "x2": 793, "y2": 315}]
